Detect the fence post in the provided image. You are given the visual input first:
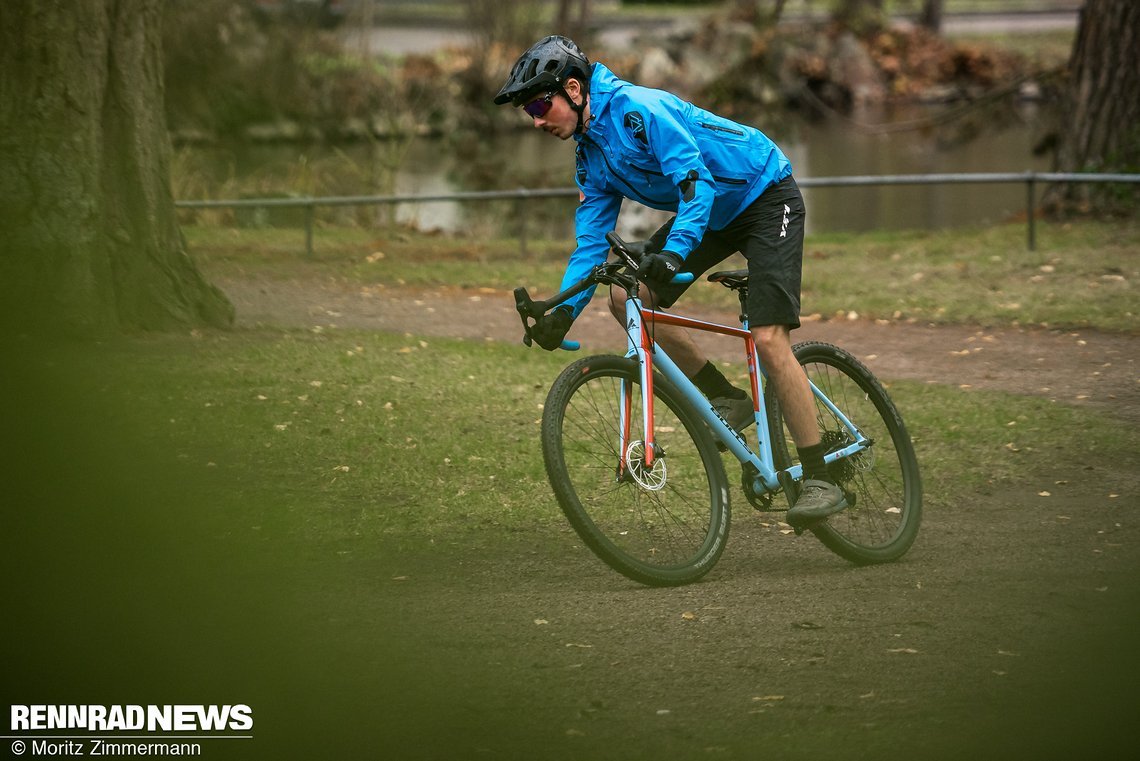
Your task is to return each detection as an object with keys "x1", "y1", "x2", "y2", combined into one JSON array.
[
  {"x1": 1026, "y1": 173, "x2": 1037, "y2": 252},
  {"x1": 516, "y1": 194, "x2": 529, "y2": 256},
  {"x1": 304, "y1": 200, "x2": 314, "y2": 259}
]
